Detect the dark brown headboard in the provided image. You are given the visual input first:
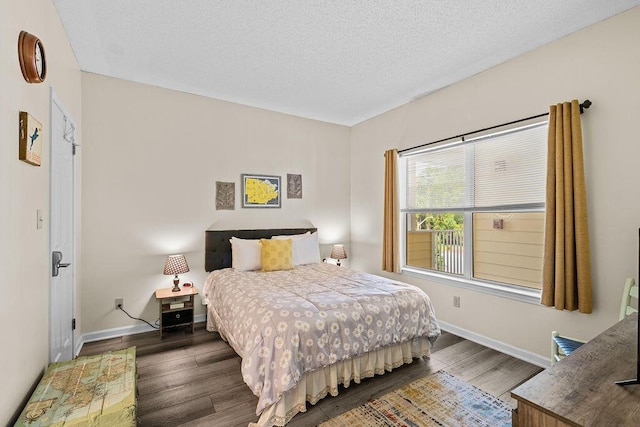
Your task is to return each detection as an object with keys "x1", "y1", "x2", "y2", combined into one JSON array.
[{"x1": 205, "y1": 228, "x2": 317, "y2": 272}]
